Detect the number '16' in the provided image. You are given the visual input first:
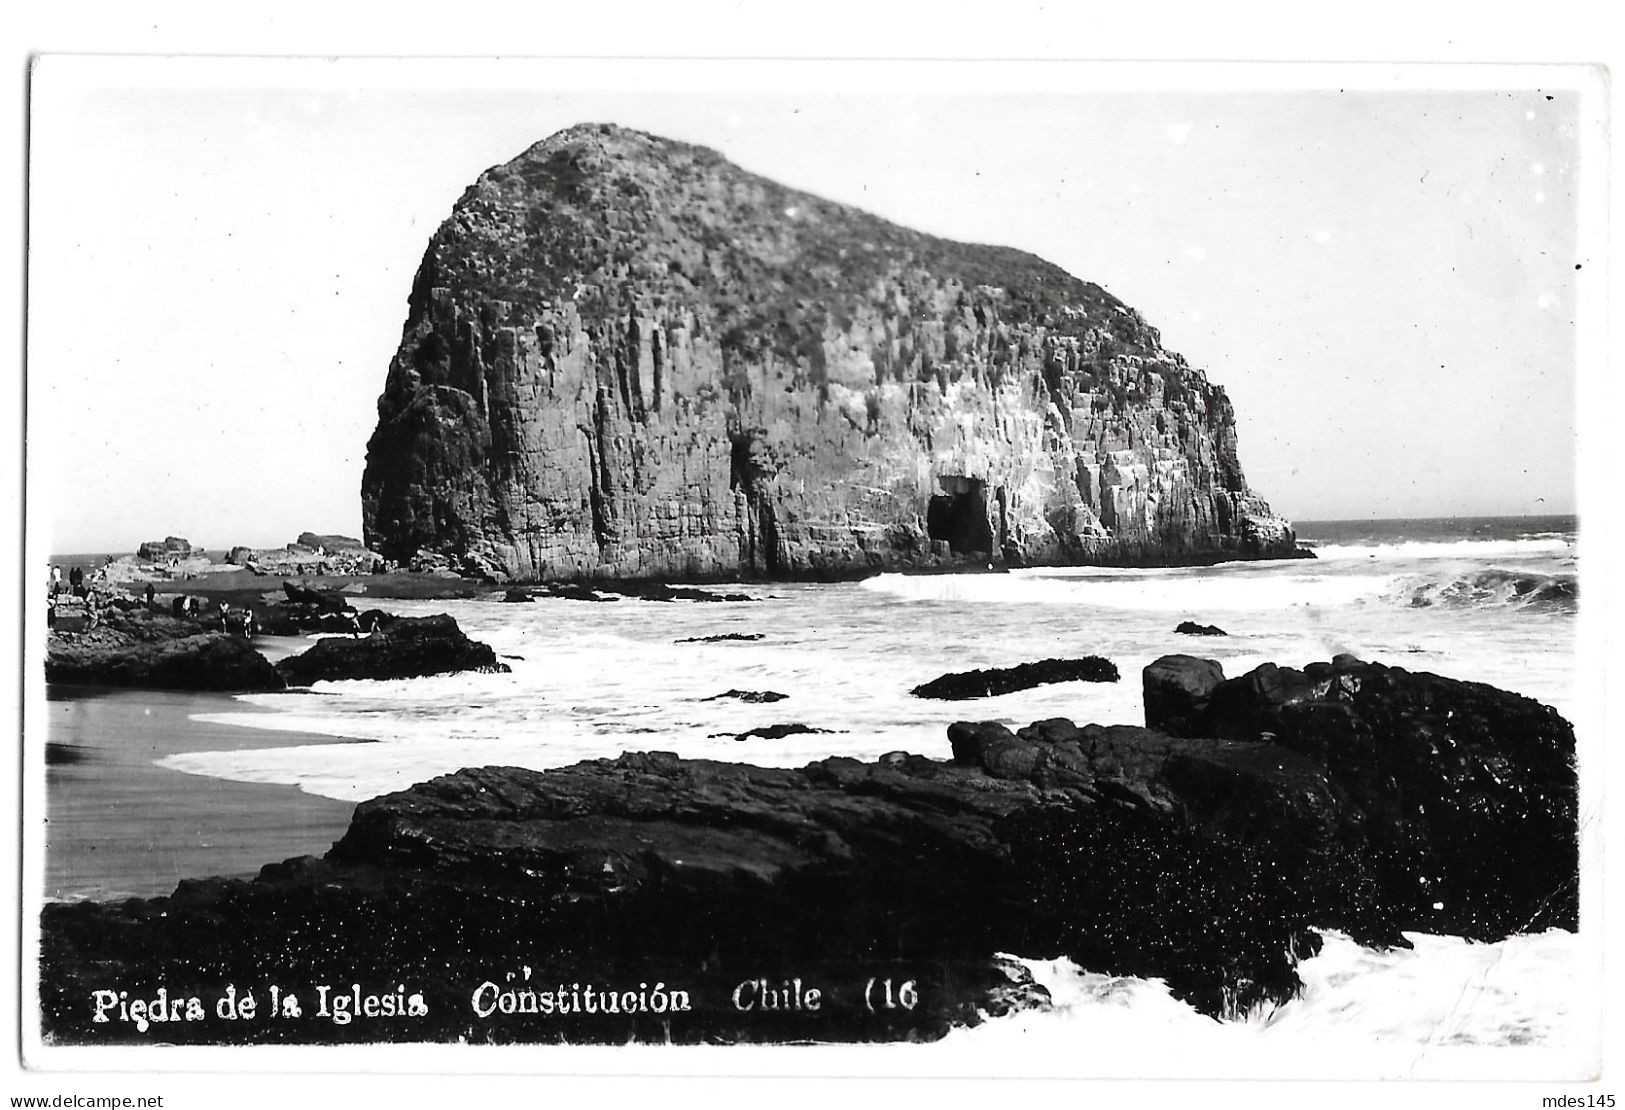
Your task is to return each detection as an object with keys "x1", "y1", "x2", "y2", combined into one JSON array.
[{"x1": 864, "y1": 978, "x2": 918, "y2": 1012}]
